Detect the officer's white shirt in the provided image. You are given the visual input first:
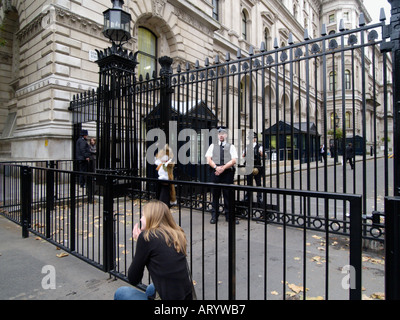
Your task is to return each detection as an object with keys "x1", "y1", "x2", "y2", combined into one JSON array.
[{"x1": 205, "y1": 141, "x2": 238, "y2": 161}]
